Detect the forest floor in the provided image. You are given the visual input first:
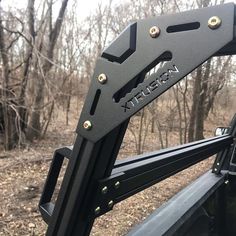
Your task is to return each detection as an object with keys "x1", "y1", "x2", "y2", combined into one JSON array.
[{"x1": 0, "y1": 105, "x2": 231, "y2": 236}]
